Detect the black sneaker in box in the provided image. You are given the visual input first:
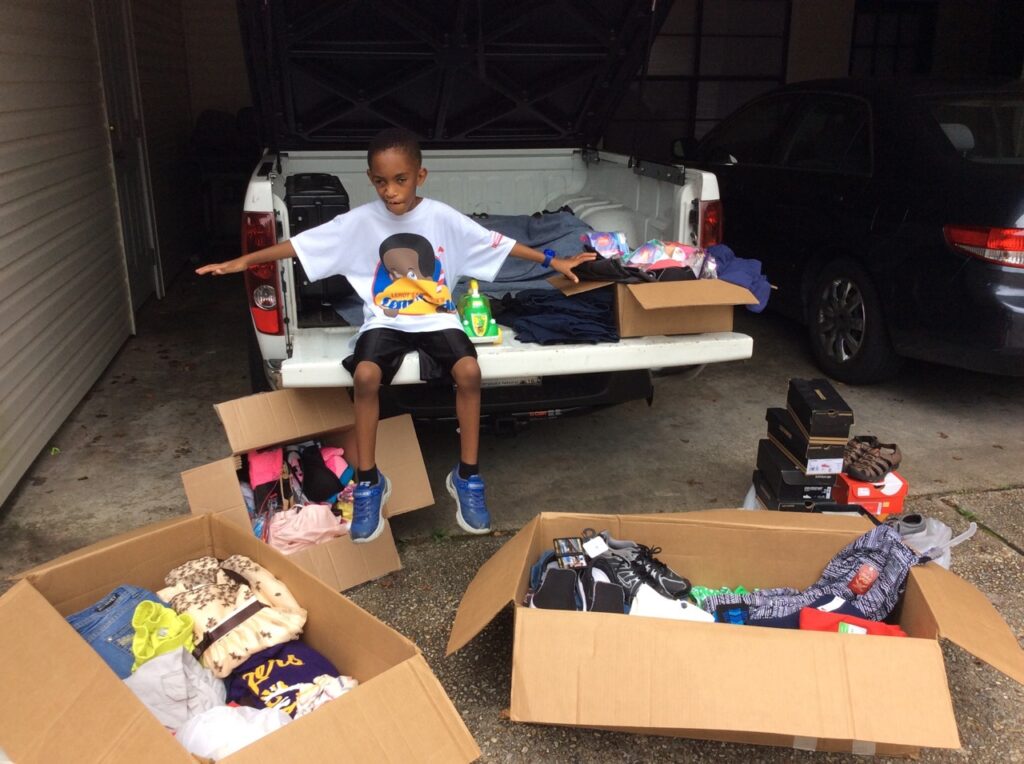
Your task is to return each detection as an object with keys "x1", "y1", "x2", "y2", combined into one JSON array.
[
  {"x1": 765, "y1": 407, "x2": 845, "y2": 475},
  {"x1": 786, "y1": 378, "x2": 854, "y2": 439},
  {"x1": 756, "y1": 439, "x2": 836, "y2": 503}
]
